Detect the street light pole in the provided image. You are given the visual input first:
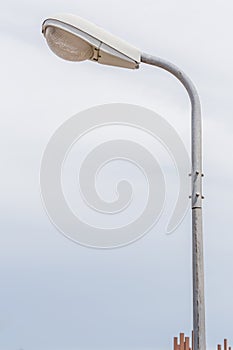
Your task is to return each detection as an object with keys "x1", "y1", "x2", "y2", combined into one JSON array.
[
  {"x1": 141, "y1": 53, "x2": 206, "y2": 350},
  {"x1": 42, "y1": 14, "x2": 206, "y2": 350}
]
